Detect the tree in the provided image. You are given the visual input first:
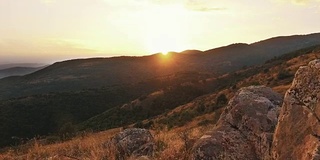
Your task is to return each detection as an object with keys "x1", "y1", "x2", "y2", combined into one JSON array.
[
  {"x1": 58, "y1": 122, "x2": 76, "y2": 140},
  {"x1": 216, "y1": 94, "x2": 228, "y2": 107}
]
